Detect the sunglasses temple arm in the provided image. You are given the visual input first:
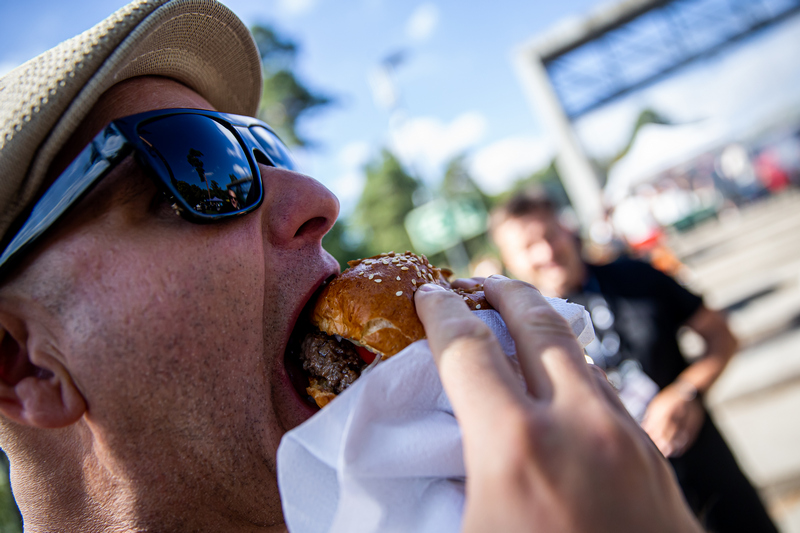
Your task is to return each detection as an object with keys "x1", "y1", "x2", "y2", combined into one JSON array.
[{"x1": 0, "y1": 124, "x2": 133, "y2": 272}]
